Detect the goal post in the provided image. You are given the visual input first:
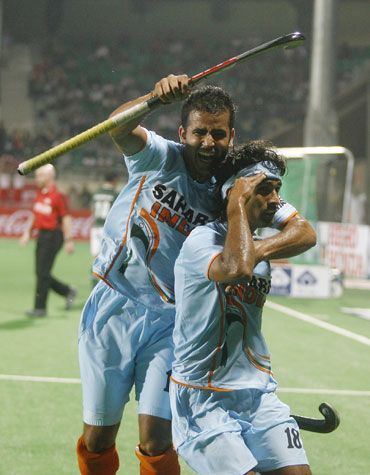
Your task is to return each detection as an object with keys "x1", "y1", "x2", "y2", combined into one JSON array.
[{"x1": 276, "y1": 146, "x2": 355, "y2": 223}]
